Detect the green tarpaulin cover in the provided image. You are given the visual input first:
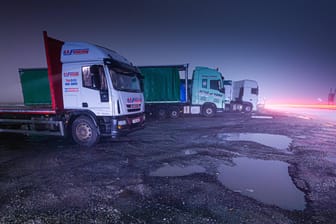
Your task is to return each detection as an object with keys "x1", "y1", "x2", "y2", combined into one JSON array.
[
  {"x1": 139, "y1": 67, "x2": 180, "y2": 102},
  {"x1": 19, "y1": 68, "x2": 51, "y2": 105}
]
